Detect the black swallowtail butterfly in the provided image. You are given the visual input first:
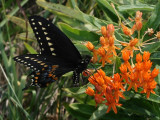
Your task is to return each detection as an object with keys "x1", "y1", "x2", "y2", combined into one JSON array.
[{"x1": 14, "y1": 16, "x2": 91, "y2": 88}]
